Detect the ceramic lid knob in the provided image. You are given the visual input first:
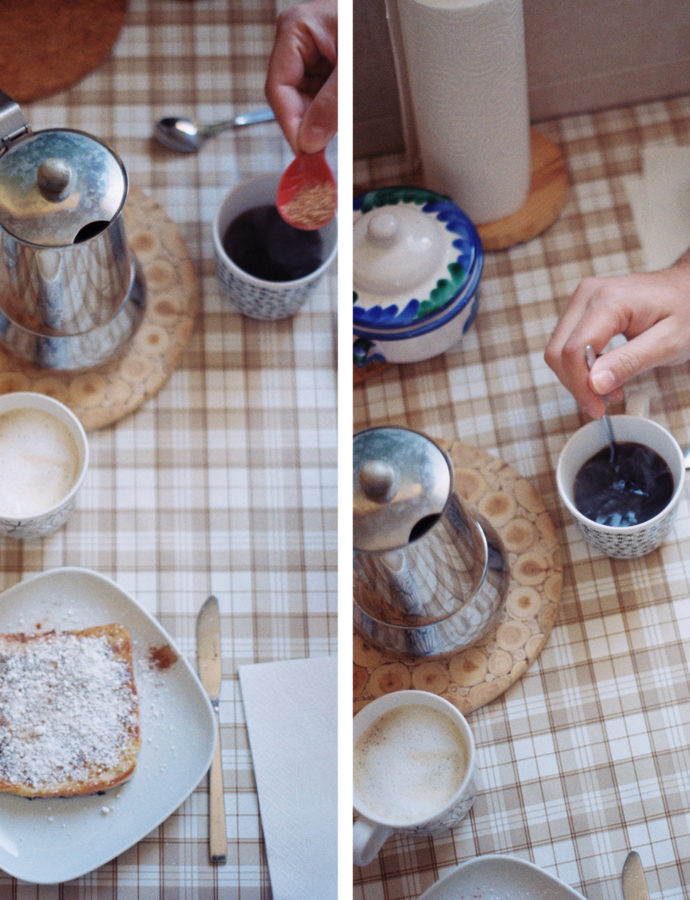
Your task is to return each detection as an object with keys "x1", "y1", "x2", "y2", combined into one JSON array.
[
  {"x1": 354, "y1": 205, "x2": 444, "y2": 297},
  {"x1": 366, "y1": 211, "x2": 399, "y2": 246}
]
